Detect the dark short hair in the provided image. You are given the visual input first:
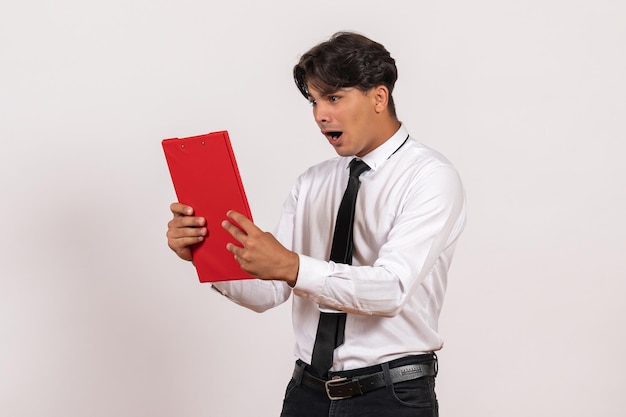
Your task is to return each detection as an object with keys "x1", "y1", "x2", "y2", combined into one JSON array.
[{"x1": 293, "y1": 32, "x2": 398, "y2": 117}]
